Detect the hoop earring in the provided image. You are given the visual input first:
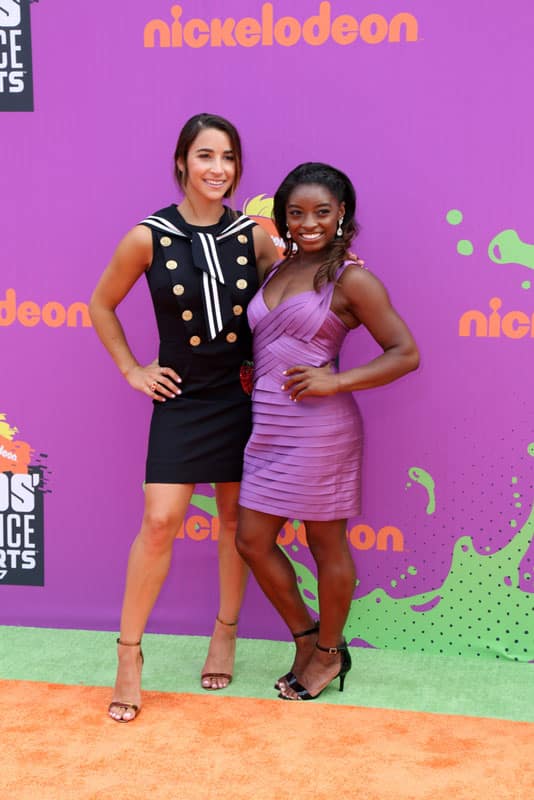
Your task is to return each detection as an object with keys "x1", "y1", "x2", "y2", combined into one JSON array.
[
  {"x1": 286, "y1": 226, "x2": 292, "y2": 241},
  {"x1": 337, "y1": 217, "x2": 344, "y2": 238}
]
